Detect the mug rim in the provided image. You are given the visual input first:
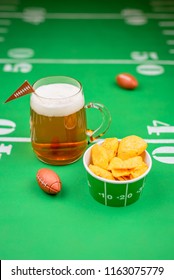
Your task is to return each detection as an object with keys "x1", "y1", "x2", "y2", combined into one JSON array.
[
  {"x1": 83, "y1": 140, "x2": 152, "y2": 185},
  {"x1": 32, "y1": 75, "x2": 83, "y2": 100}
]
